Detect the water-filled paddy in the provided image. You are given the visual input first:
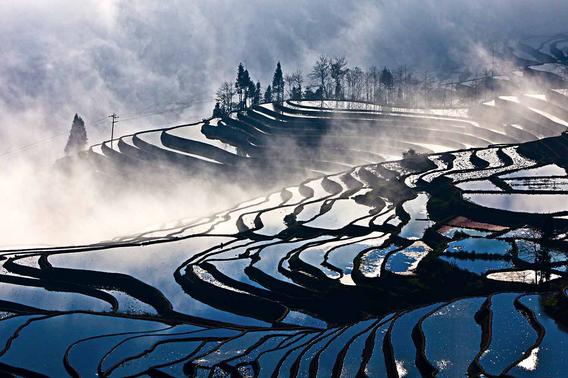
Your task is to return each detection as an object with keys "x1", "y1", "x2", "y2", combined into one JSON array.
[
  {"x1": 445, "y1": 237, "x2": 512, "y2": 256},
  {"x1": 463, "y1": 193, "x2": 568, "y2": 214}
]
